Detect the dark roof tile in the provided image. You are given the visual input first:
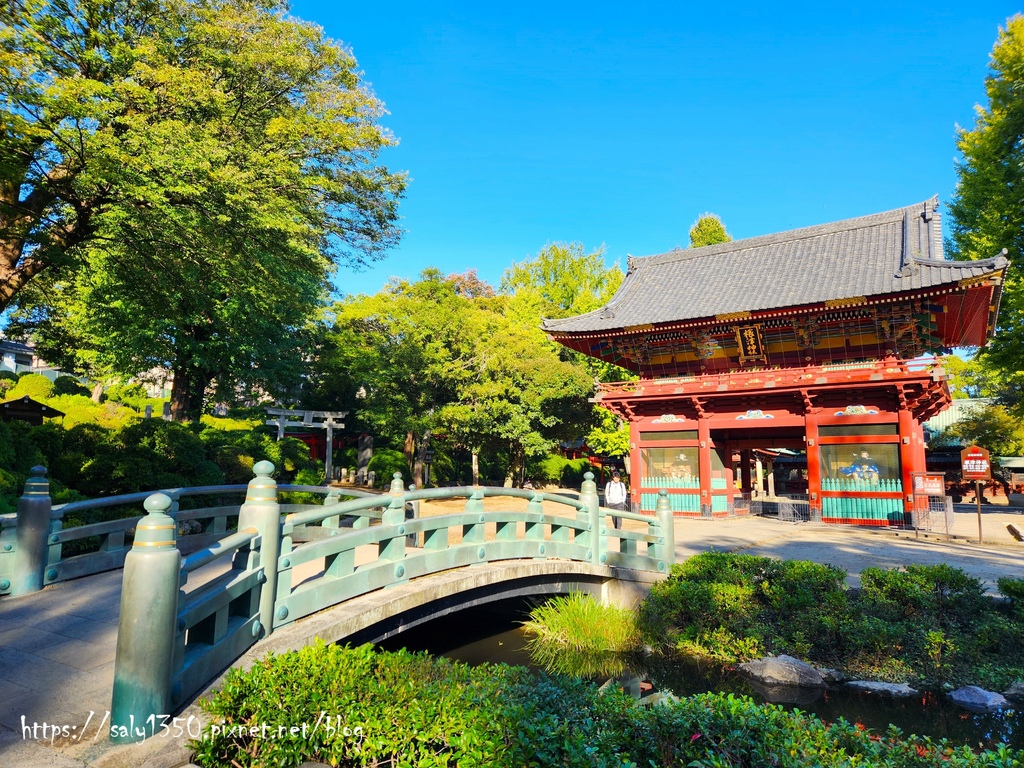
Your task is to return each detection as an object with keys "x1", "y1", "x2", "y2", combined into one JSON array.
[{"x1": 543, "y1": 198, "x2": 1009, "y2": 334}]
